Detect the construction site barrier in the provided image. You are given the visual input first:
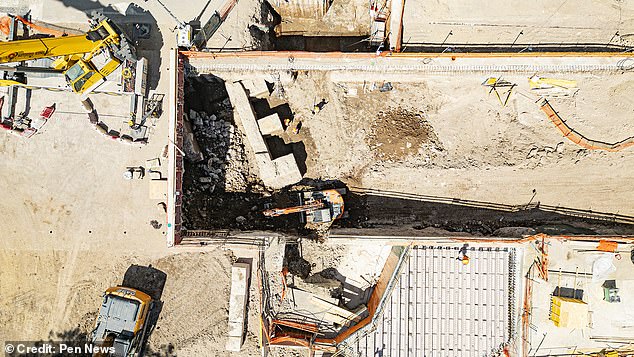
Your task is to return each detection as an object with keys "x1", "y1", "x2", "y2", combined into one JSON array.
[{"x1": 540, "y1": 99, "x2": 634, "y2": 152}]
